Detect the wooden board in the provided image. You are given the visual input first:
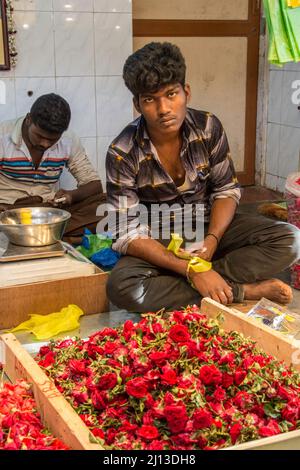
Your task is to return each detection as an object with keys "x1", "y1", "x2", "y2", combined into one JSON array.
[
  {"x1": 0, "y1": 268, "x2": 109, "y2": 329},
  {"x1": 201, "y1": 297, "x2": 300, "y2": 450},
  {"x1": 0, "y1": 333, "x2": 103, "y2": 450}
]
